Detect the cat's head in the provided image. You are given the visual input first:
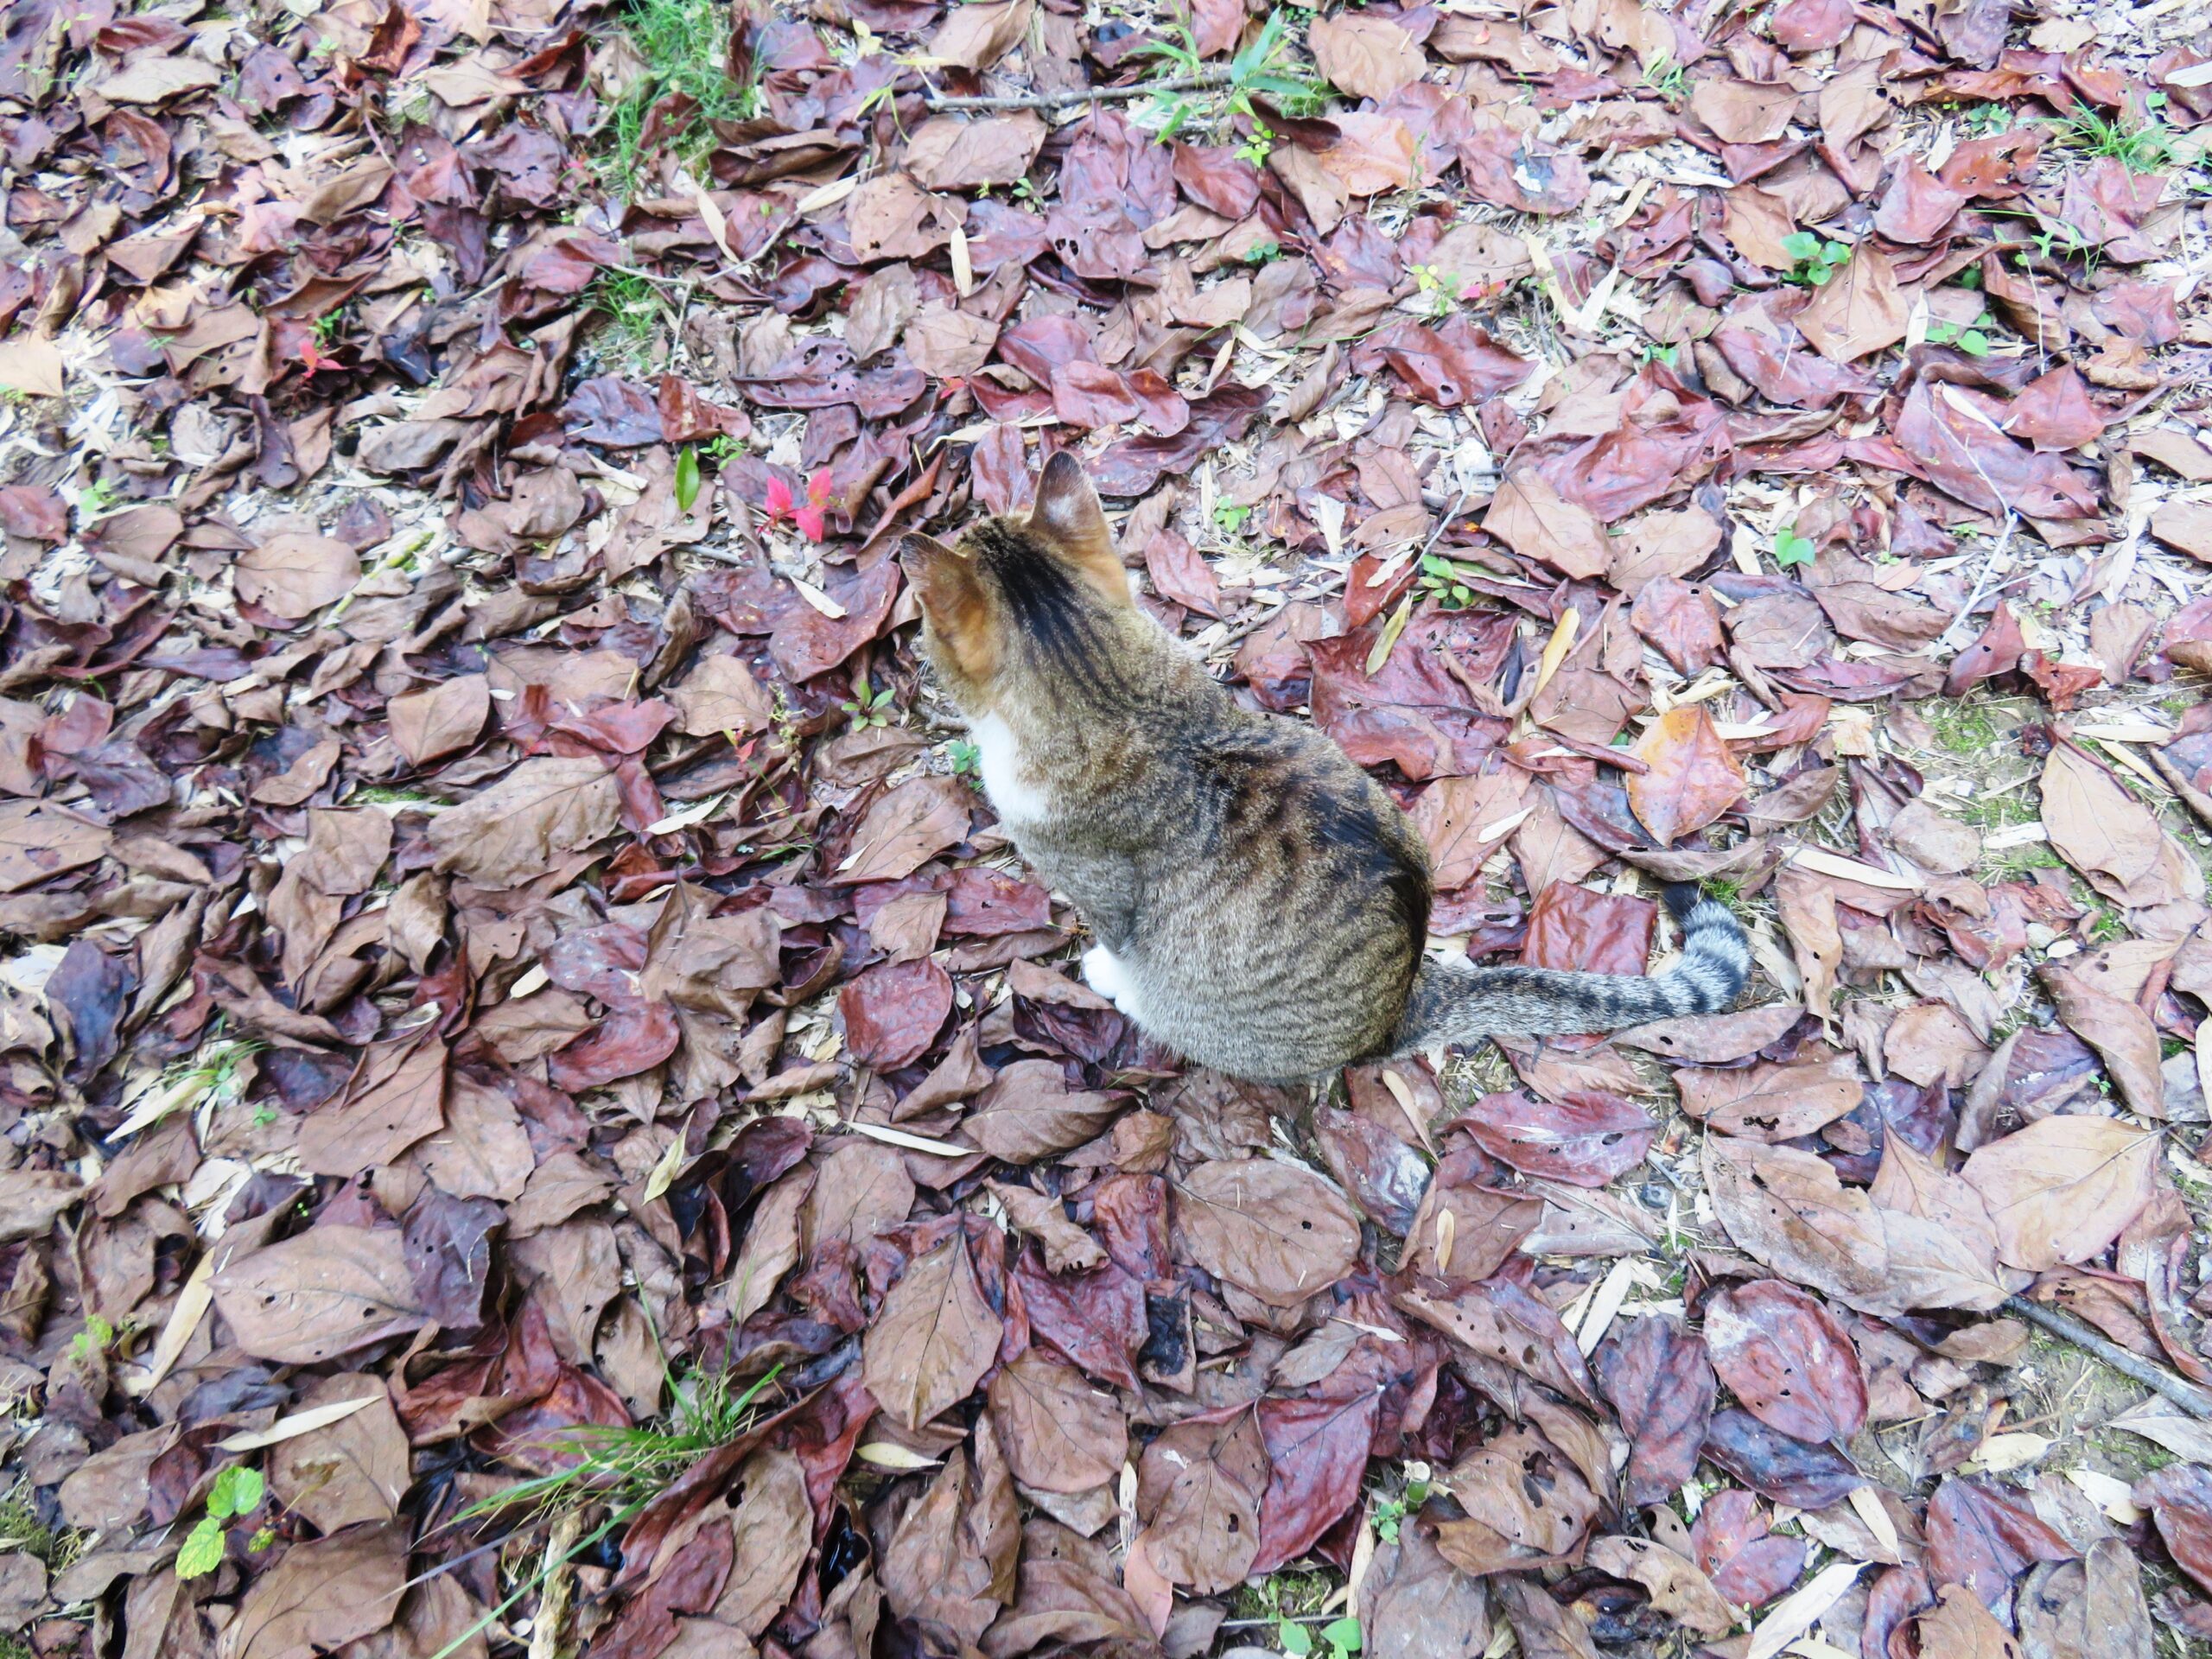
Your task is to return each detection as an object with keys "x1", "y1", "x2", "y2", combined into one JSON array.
[{"x1": 900, "y1": 451, "x2": 1136, "y2": 712}]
